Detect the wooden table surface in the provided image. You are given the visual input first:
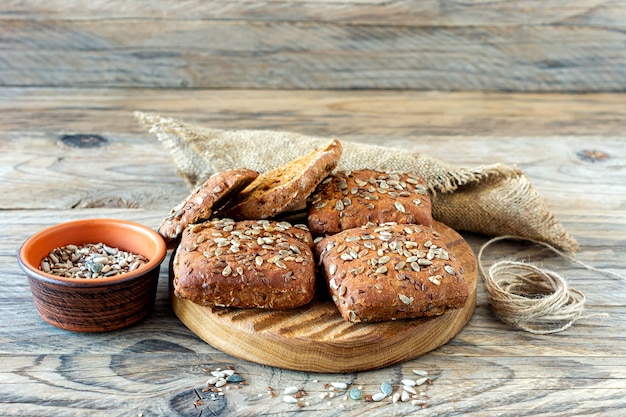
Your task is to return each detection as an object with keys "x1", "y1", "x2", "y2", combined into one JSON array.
[
  {"x1": 2, "y1": 2, "x2": 626, "y2": 416},
  {"x1": 2, "y1": 88, "x2": 625, "y2": 416}
]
